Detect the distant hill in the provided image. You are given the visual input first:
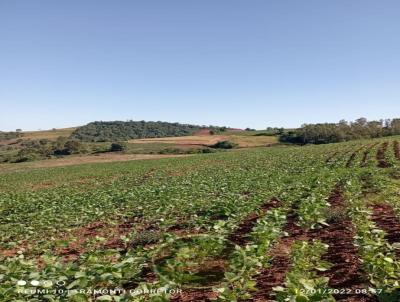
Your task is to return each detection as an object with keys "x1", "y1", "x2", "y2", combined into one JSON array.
[{"x1": 70, "y1": 121, "x2": 227, "y2": 142}]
